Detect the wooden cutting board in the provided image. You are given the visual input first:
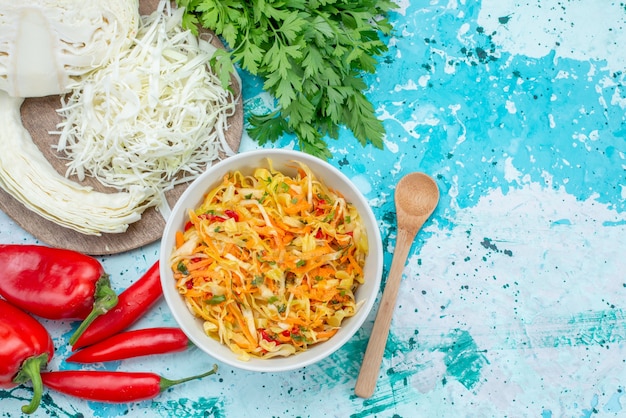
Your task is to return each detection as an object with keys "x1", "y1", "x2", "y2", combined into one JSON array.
[{"x1": 0, "y1": 0, "x2": 243, "y2": 255}]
